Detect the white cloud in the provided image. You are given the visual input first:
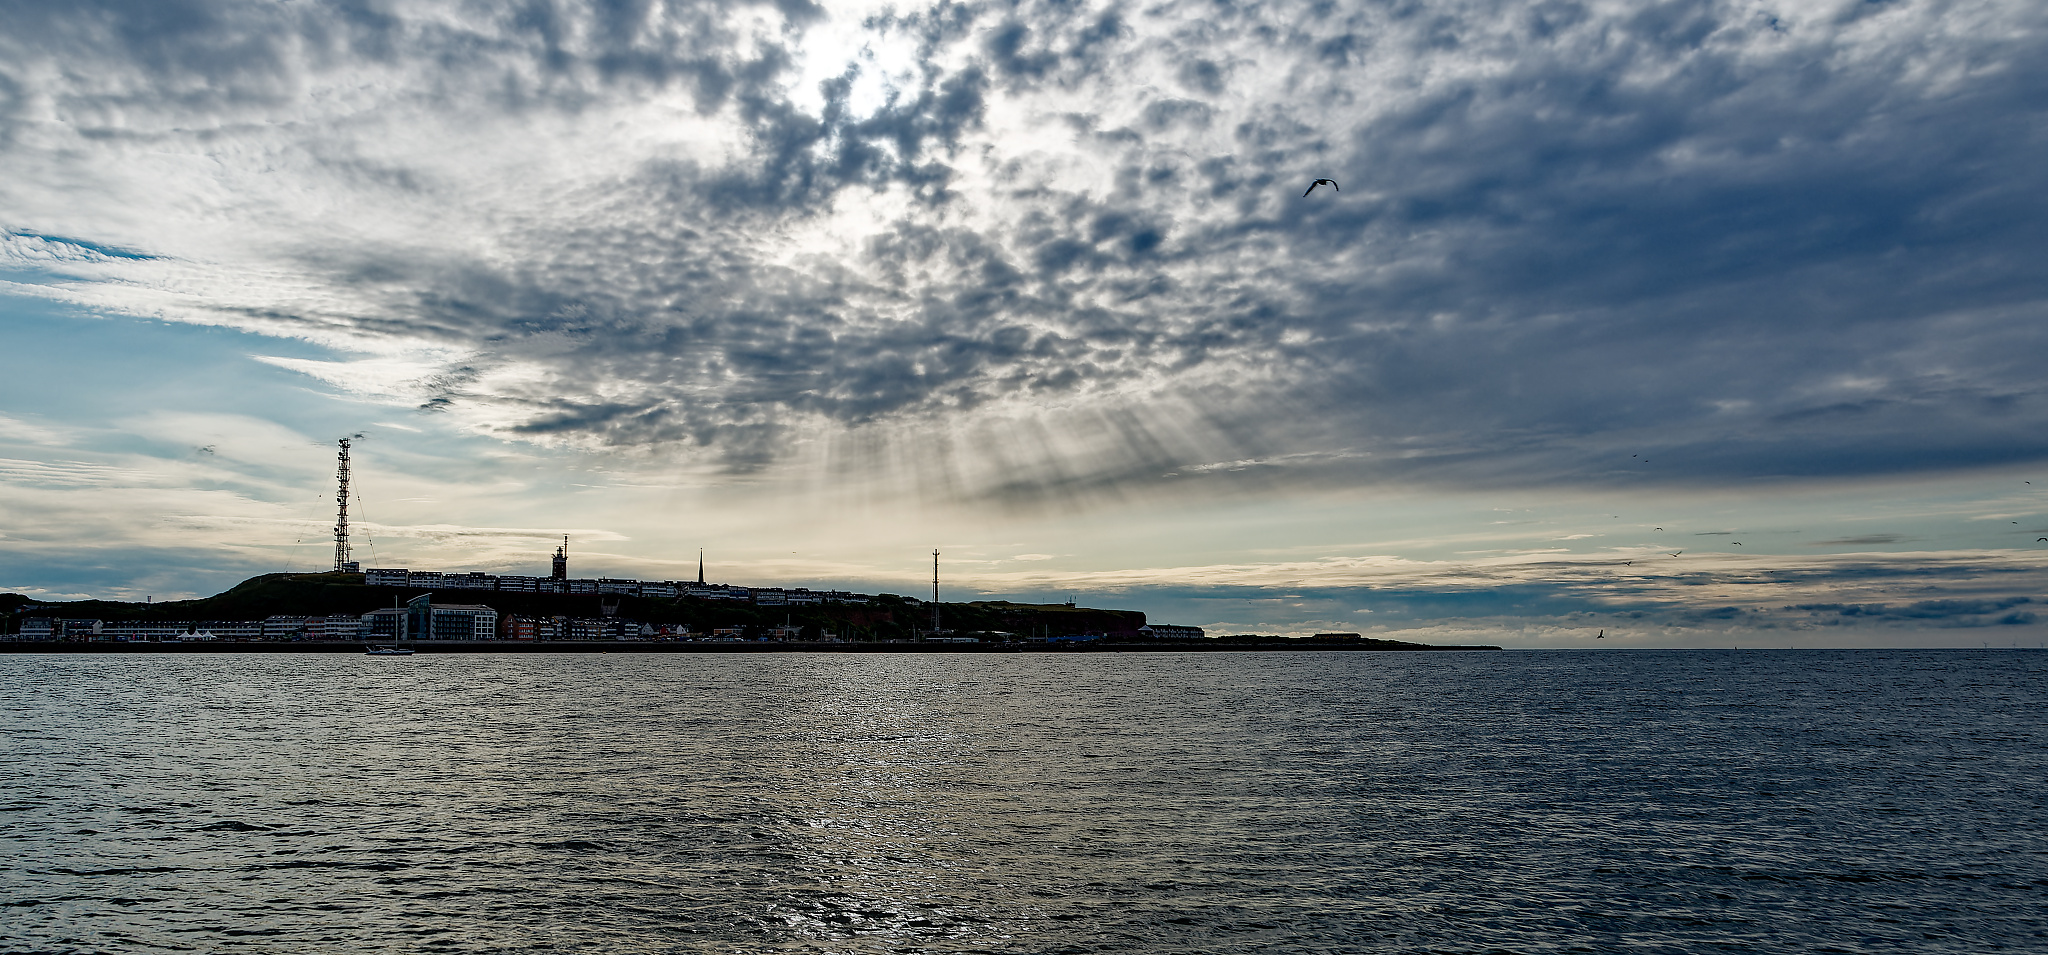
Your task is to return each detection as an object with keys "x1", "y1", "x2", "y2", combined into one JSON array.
[
  {"x1": 0, "y1": 415, "x2": 75, "y2": 447},
  {"x1": 4, "y1": 0, "x2": 2048, "y2": 629},
  {"x1": 1, "y1": 0, "x2": 2040, "y2": 508}
]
